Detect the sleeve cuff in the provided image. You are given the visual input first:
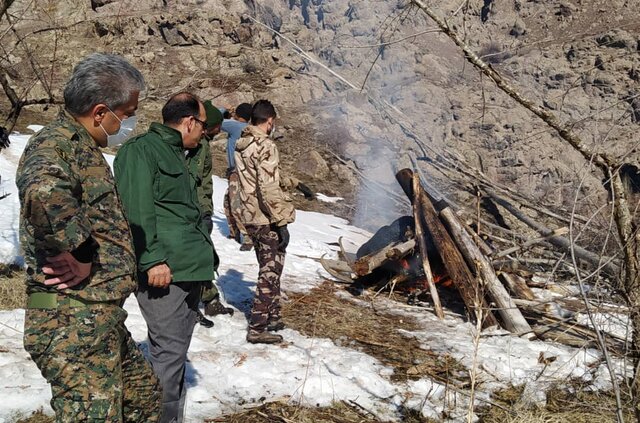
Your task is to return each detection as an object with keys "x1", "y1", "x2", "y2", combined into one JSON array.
[{"x1": 70, "y1": 237, "x2": 95, "y2": 264}]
